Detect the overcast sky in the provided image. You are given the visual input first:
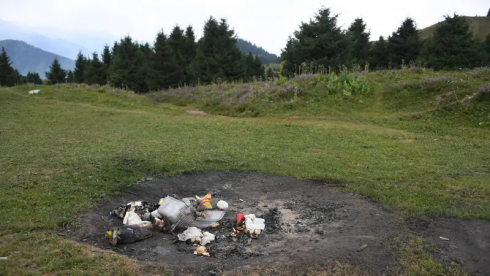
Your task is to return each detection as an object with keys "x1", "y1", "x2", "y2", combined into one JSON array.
[{"x1": 0, "y1": 0, "x2": 488, "y2": 55}]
